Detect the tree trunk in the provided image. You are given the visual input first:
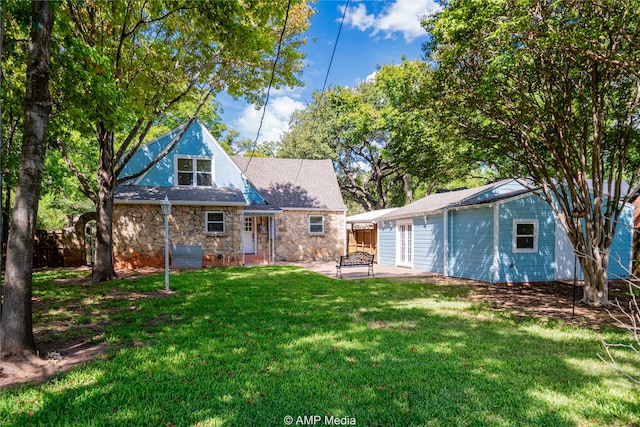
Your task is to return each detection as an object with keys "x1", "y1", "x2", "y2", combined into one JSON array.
[
  {"x1": 92, "y1": 186, "x2": 116, "y2": 283},
  {"x1": 0, "y1": 0, "x2": 54, "y2": 356},
  {"x1": 580, "y1": 246, "x2": 610, "y2": 306},
  {"x1": 91, "y1": 125, "x2": 117, "y2": 283},
  {"x1": 1, "y1": 5, "x2": 4, "y2": 274},
  {"x1": 580, "y1": 259, "x2": 609, "y2": 306},
  {"x1": 403, "y1": 174, "x2": 413, "y2": 204}
]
